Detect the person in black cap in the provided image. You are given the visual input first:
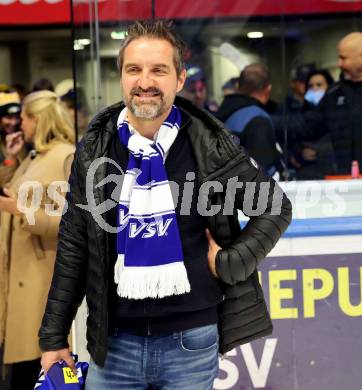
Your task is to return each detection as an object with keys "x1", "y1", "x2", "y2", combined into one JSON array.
[
  {"x1": 0, "y1": 91, "x2": 21, "y2": 164},
  {"x1": 282, "y1": 63, "x2": 316, "y2": 115},
  {"x1": 221, "y1": 77, "x2": 238, "y2": 97},
  {"x1": 180, "y1": 64, "x2": 218, "y2": 112}
]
